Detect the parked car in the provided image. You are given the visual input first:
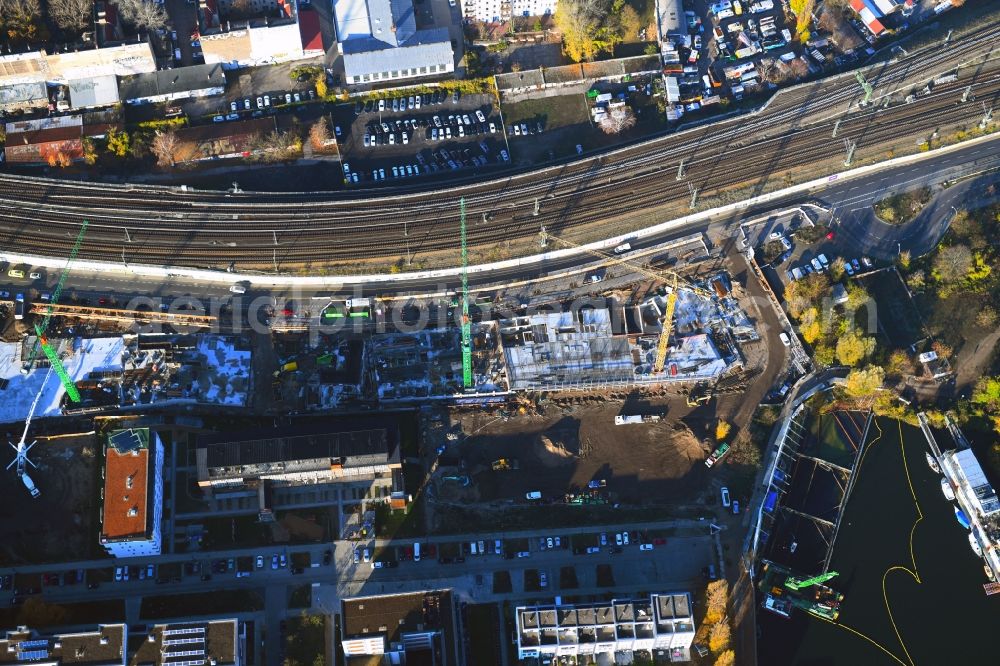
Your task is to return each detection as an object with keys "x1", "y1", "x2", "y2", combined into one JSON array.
[
  {"x1": 779, "y1": 332, "x2": 791, "y2": 347},
  {"x1": 721, "y1": 487, "x2": 731, "y2": 507},
  {"x1": 640, "y1": 543, "x2": 654, "y2": 551}
]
